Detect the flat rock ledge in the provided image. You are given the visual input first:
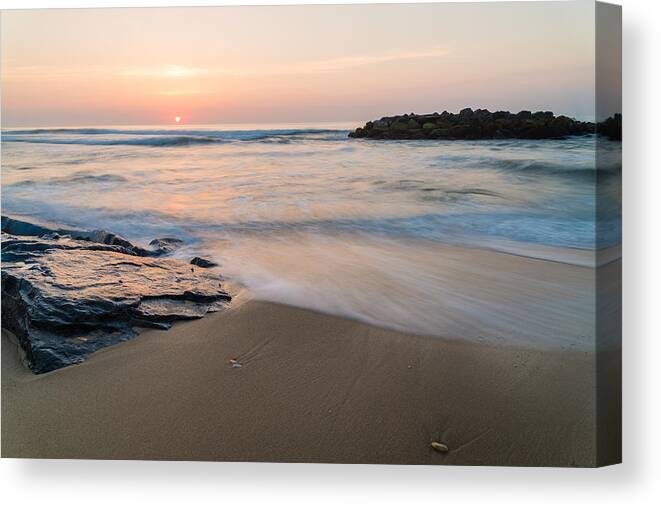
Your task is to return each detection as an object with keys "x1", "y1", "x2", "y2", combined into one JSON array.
[
  {"x1": 1, "y1": 216, "x2": 231, "y2": 373},
  {"x1": 349, "y1": 109, "x2": 621, "y2": 140}
]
